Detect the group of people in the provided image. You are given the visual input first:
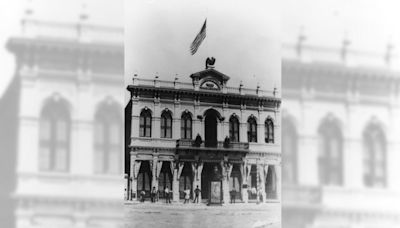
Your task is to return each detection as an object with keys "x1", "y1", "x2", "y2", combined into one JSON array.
[{"x1": 139, "y1": 186, "x2": 201, "y2": 204}]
